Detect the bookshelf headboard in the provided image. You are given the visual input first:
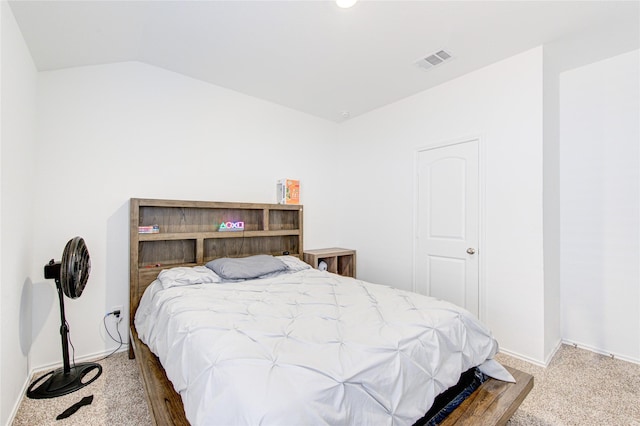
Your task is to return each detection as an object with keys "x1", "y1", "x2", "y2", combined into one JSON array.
[{"x1": 129, "y1": 198, "x2": 303, "y2": 328}]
